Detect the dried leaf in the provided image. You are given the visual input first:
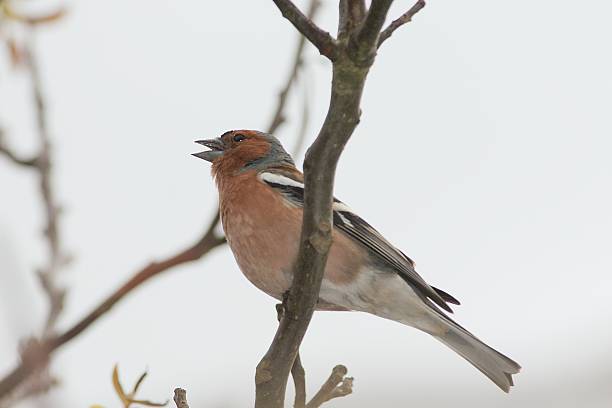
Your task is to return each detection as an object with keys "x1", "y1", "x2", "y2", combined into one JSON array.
[
  {"x1": 2, "y1": 4, "x2": 67, "y2": 25},
  {"x1": 24, "y1": 8, "x2": 67, "y2": 25},
  {"x1": 111, "y1": 365, "x2": 167, "y2": 408},
  {"x1": 112, "y1": 364, "x2": 130, "y2": 407}
]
